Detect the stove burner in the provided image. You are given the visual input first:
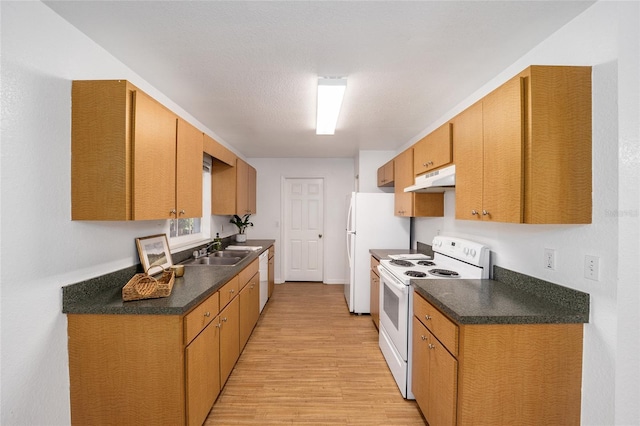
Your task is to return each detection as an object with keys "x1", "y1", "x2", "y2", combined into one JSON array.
[
  {"x1": 429, "y1": 269, "x2": 460, "y2": 278},
  {"x1": 417, "y1": 260, "x2": 436, "y2": 267},
  {"x1": 405, "y1": 270, "x2": 427, "y2": 278},
  {"x1": 390, "y1": 259, "x2": 414, "y2": 267}
]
